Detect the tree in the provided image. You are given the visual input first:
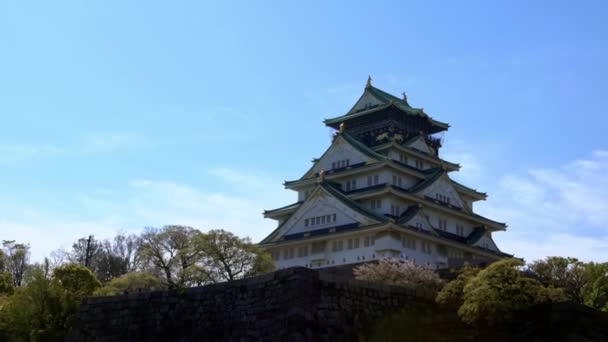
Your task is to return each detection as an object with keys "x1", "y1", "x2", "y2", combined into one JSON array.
[
  {"x1": 458, "y1": 258, "x2": 566, "y2": 326},
  {"x1": 580, "y1": 262, "x2": 608, "y2": 311},
  {"x1": 0, "y1": 272, "x2": 13, "y2": 296},
  {"x1": 2, "y1": 240, "x2": 30, "y2": 287},
  {"x1": 528, "y1": 256, "x2": 587, "y2": 303},
  {"x1": 137, "y1": 226, "x2": 203, "y2": 288},
  {"x1": 193, "y1": 229, "x2": 274, "y2": 284},
  {"x1": 528, "y1": 257, "x2": 608, "y2": 311},
  {"x1": 94, "y1": 272, "x2": 163, "y2": 296},
  {"x1": 0, "y1": 268, "x2": 73, "y2": 341},
  {"x1": 436, "y1": 265, "x2": 480, "y2": 309},
  {"x1": 353, "y1": 258, "x2": 444, "y2": 297},
  {"x1": 95, "y1": 234, "x2": 140, "y2": 282},
  {"x1": 53, "y1": 264, "x2": 101, "y2": 298}
]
